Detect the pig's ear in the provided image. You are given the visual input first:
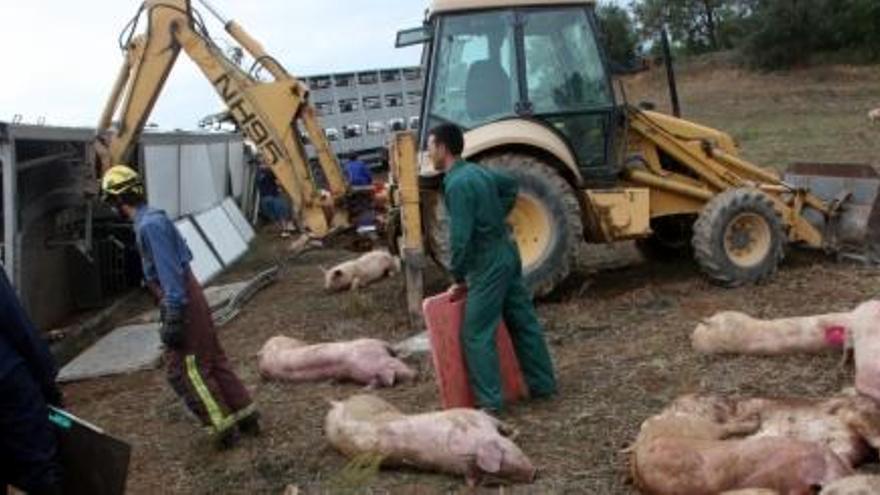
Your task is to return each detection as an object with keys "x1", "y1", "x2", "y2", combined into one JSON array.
[
  {"x1": 319, "y1": 265, "x2": 329, "y2": 275},
  {"x1": 475, "y1": 440, "x2": 504, "y2": 474}
]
